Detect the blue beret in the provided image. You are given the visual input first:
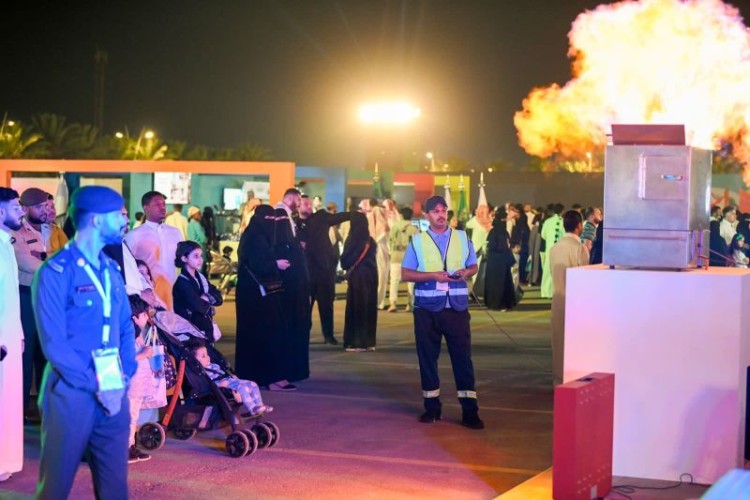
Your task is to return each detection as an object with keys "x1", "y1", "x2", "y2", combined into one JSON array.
[{"x1": 70, "y1": 186, "x2": 124, "y2": 214}]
